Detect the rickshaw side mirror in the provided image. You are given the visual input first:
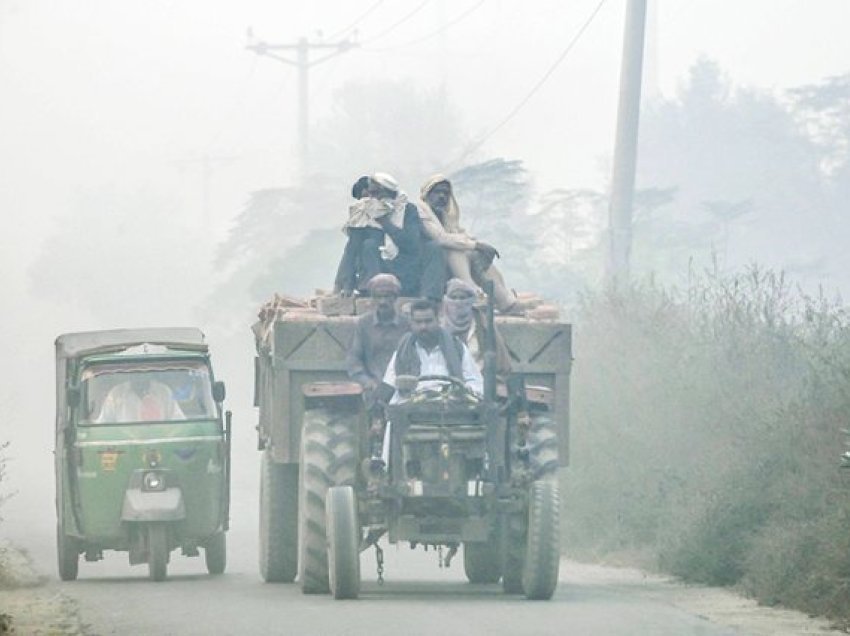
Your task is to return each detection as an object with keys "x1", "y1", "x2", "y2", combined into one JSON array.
[
  {"x1": 67, "y1": 385, "x2": 82, "y2": 409},
  {"x1": 212, "y1": 381, "x2": 226, "y2": 403}
]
